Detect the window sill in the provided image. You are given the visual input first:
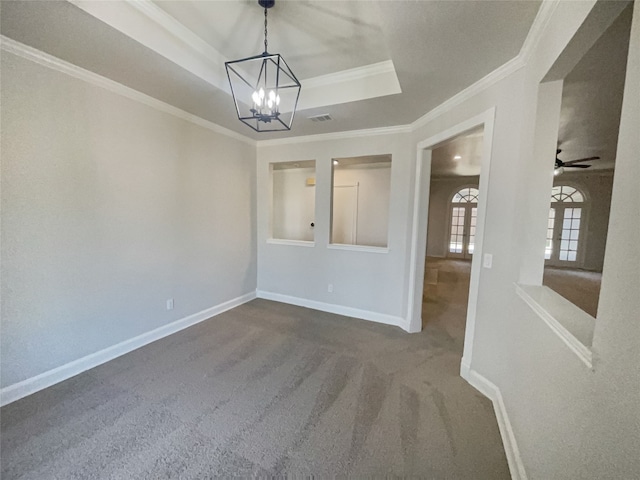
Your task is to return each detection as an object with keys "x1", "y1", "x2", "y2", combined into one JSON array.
[
  {"x1": 267, "y1": 239, "x2": 315, "y2": 248},
  {"x1": 327, "y1": 244, "x2": 389, "y2": 254},
  {"x1": 515, "y1": 283, "x2": 594, "y2": 368}
]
